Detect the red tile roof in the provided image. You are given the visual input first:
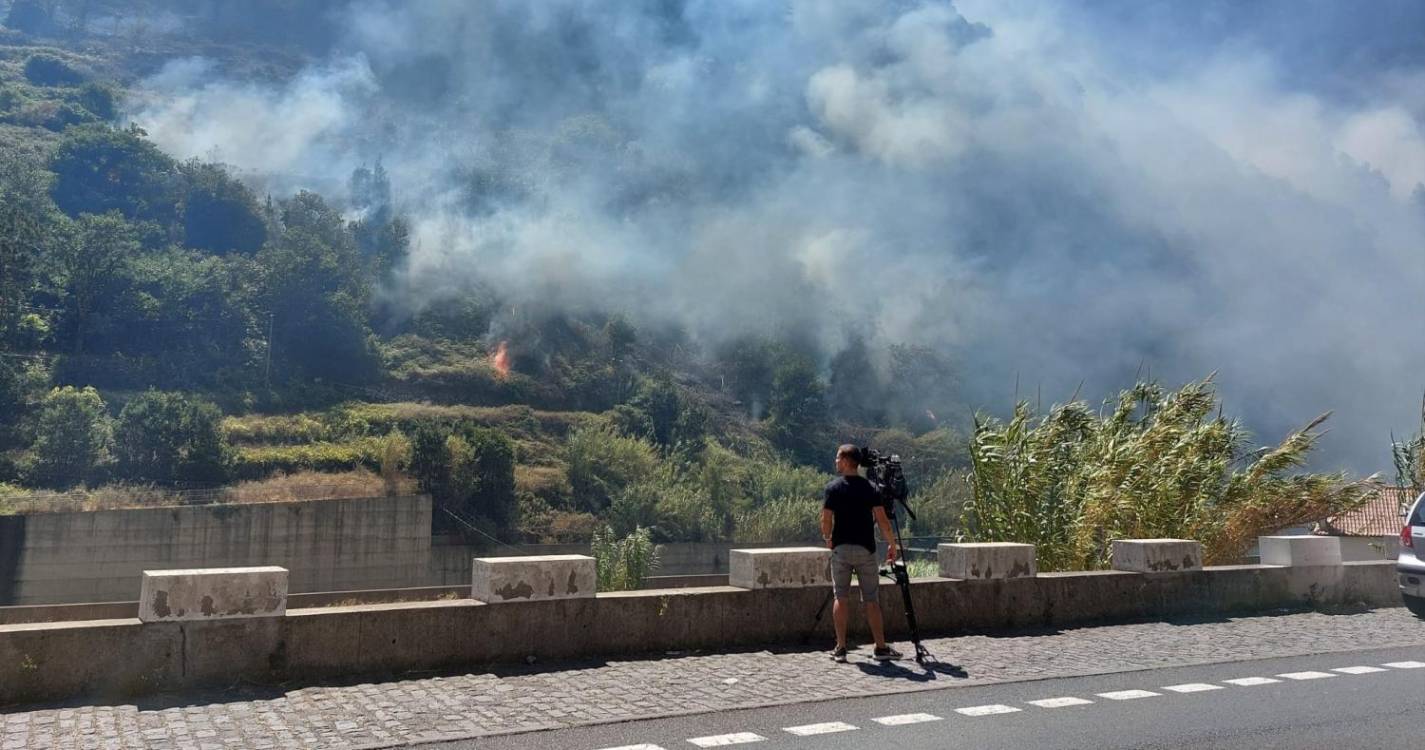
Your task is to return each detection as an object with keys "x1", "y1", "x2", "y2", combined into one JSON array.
[{"x1": 1318, "y1": 486, "x2": 1416, "y2": 537}]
